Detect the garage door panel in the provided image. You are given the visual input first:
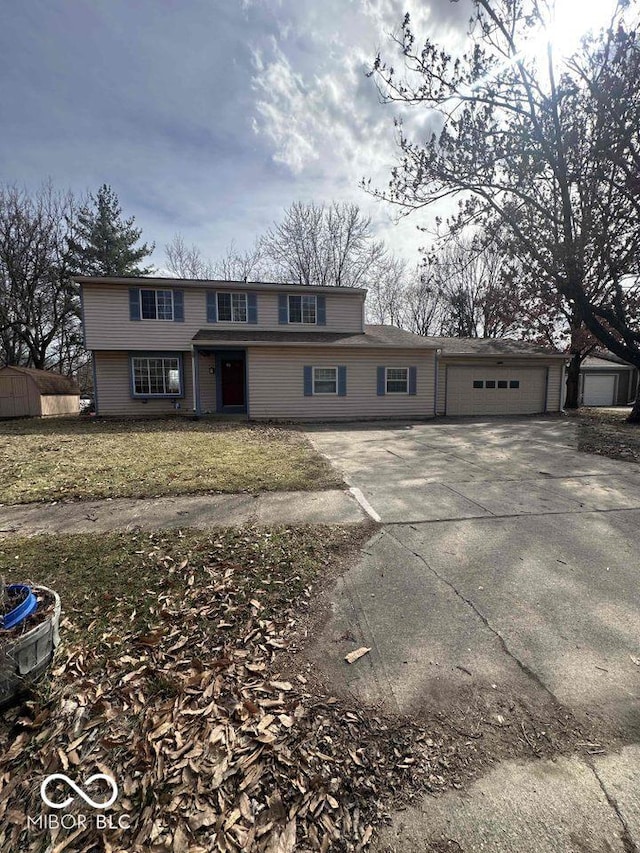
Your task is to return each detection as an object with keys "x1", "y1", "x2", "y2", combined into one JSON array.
[
  {"x1": 446, "y1": 366, "x2": 547, "y2": 416},
  {"x1": 583, "y1": 374, "x2": 616, "y2": 407}
]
